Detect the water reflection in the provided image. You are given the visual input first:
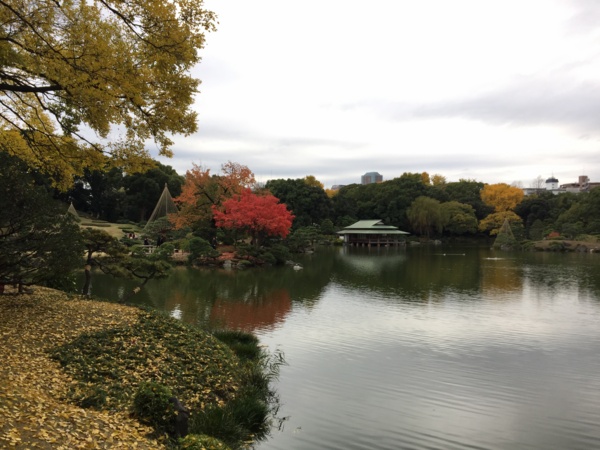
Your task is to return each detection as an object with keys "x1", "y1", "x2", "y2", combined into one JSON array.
[
  {"x1": 85, "y1": 253, "x2": 335, "y2": 331},
  {"x1": 85, "y1": 246, "x2": 600, "y2": 331},
  {"x1": 83, "y1": 246, "x2": 600, "y2": 449},
  {"x1": 210, "y1": 288, "x2": 292, "y2": 332},
  {"x1": 334, "y1": 246, "x2": 483, "y2": 303}
]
